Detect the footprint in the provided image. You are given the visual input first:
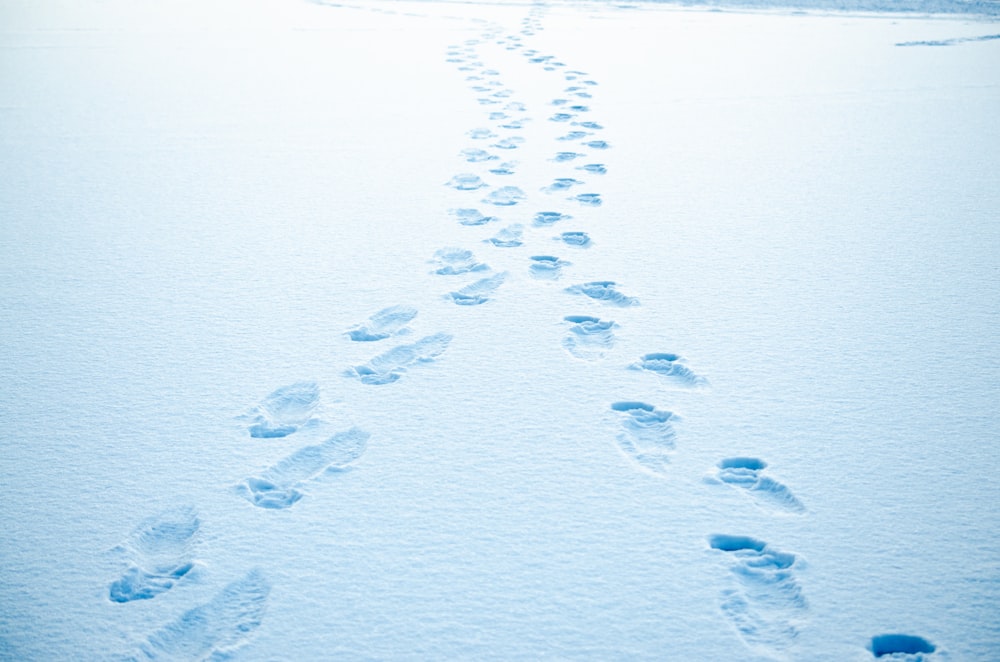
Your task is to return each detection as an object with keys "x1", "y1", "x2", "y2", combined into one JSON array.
[
  {"x1": 563, "y1": 315, "x2": 616, "y2": 359},
  {"x1": 565, "y1": 281, "x2": 638, "y2": 306},
  {"x1": 467, "y1": 127, "x2": 496, "y2": 139},
  {"x1": 345, "y1": 305, "x2": 417, "y2": 342},
  {"x1": 241, "y1": 381, "x2": 320, "y2": 438},
  {"x1": 551, "y1": 98, "x2": 570, "y2": 106},
  {"x1": 549, "y1": 113, "x2": 575, "y2": 122},
  {"x1": 707, "y1": 534, "x2": 808, "y2": 656},
  {"x1": 553, "y1": 152, "x2": 585, "y2": 162},
  {"x1": 447, "y1": 272, "x2": 508, "y2": 305},
  {"x1": 504, "y1": 101, "x2": 526, "y2": 112},
  {"x1": 629, "y1": 353, "x2": 707, "y2": 388},
  {"x1": 485, "y1": 225, "x2": 523, "y2": 248},
  {"x1": 431, "y1": 247, "x2": 489, "y2": 275},
  {"x1": 236, "y1": 428, "x2": 370, "y2": 508},
  {"x1": 573, "y1": 193, "x2": 603, "y2": 207},
  {"x1": 610, "y1": 401, "x2": 678, "y2": 477},
  {"x1": 869, "y1": 634, "x2": 937, "y2": 658},
  {"x1": 529, "y1": 255, "x2": 571, "y2": 280},
  {"x1": 577, "y1": 163, "x2": 607, "y2": 175},
  {"x1": 534, "y1": 211, "x2": 572, "y2": 227},
  {"x1": 447, "y1": 173, "x2": 488, "y2": 191},
  {"x1": 460, "y1": 148, "x2": 498, "y2": 163},
  {"x1": 706, "y1": 458, "x2": 806, "y2": 514},
  {"x1": 483, "y1": 186, "x2": 526, "y2": 206},
  {"x1": 109, "y1": 506, "x2": 199, "y2": 603},
  {"x1": 582, "y1": 140, "x2": 610, "y2": 149},
  {"x1": 450, "y1": 208, "x2": 498, "y2": 226},
  {"x1": 492, "y1": 137, "x2": 525, "y2": 150},
  {"x1": 559, "y1": 231, "x2": 592, "y2": 248},
  {"x1": 345, "y1": 334, "x2": 452, "y2": 385},
  {"x1": 542, "y1": 178, "x2": 584, "y2": 193},
  {"x1": 576, "y1": 121, "x2": 604, "y2": 130},
  {"x1": 558, "y1": 131, "x2": 591, "y2": 141},
  {"x1": 500, "y1": 120, "x2": 525, "y2": 130},
  {"x1": 569, "y1": 104, "x2": 590, "y2": 113},
  {"x1": 488, "y1": 111, "x2": 508, "y2": 120},
  {"x1": 490, "y1": 162, "x2": 517, "y2": 176},
  {"x1": 134, "y1": 570, "x2": 270, "y2": 660}
]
